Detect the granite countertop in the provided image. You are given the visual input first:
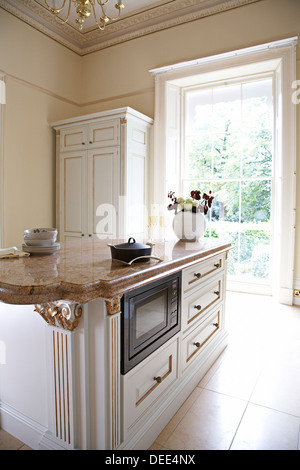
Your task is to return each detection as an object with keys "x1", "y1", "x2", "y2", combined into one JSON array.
[{"x1": 0, "y1": 238, "x2": 231, "y2": 305}]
